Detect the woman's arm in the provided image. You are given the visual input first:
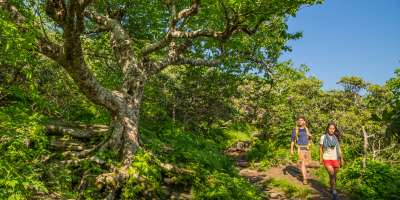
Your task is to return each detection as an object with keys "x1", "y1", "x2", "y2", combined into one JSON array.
[
  {"x1": 339, "y1": 145, "x2": 344, "y2": 166},
  {"x1": 319, "y1": 145, "x2": 324, "y2": 163}
]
